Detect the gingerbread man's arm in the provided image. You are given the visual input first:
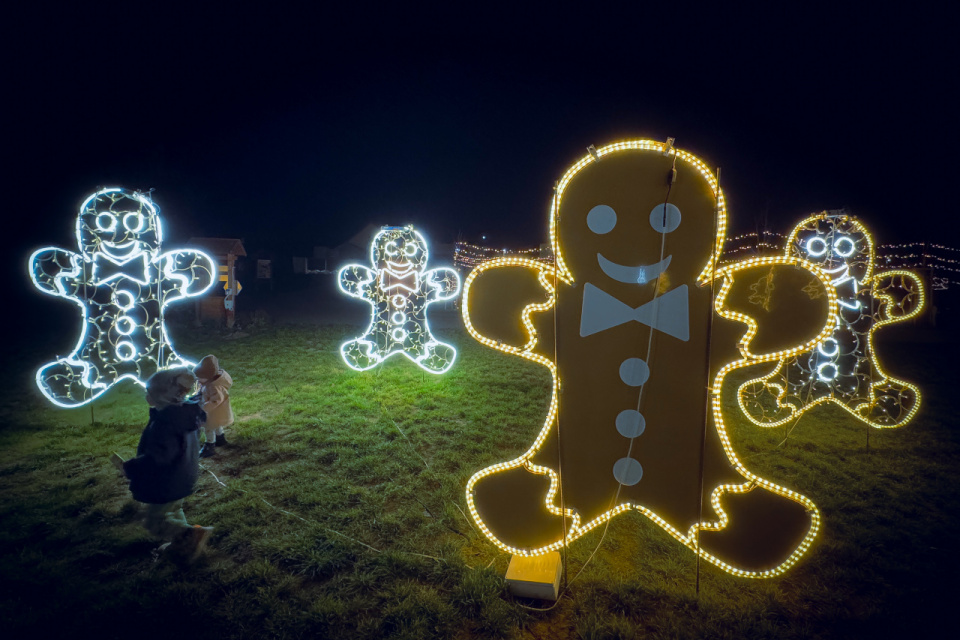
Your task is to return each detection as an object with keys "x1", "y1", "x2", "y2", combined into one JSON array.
[
  {"x1": 338, "y1": 264, "x2": 375, "y2": 299},
  {"x1": 462, "y1": 257, "x2": 558, "y2": 358},
  {"x1": 157, "y1": 249, "x2": 217, "y2": 303},
  {"x1": 28, "y1": 247, "x2": 91, "y2": 298},
  {"x1": 424, "y1": 267, "x2": 461, "y2": 302},
  {"x1": 872, "y1": 270, "x2": 925, "y2": 323},
  {"x1": 714, "y1": 258, "x2": 838, "y2": 362}
]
